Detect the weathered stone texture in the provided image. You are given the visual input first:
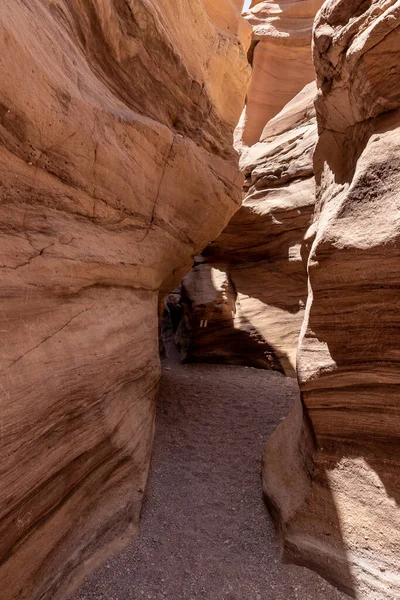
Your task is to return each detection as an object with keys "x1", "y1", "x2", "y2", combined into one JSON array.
[
  {"x1": 0, "y1": 1, "x2": 249, "y2": 598},
  {"x1": 176, "y1": 1, "x2": 322, "y2": 377},
  {"x1": 263, "y1": 2, "x2": 400, "y2": 598}
]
